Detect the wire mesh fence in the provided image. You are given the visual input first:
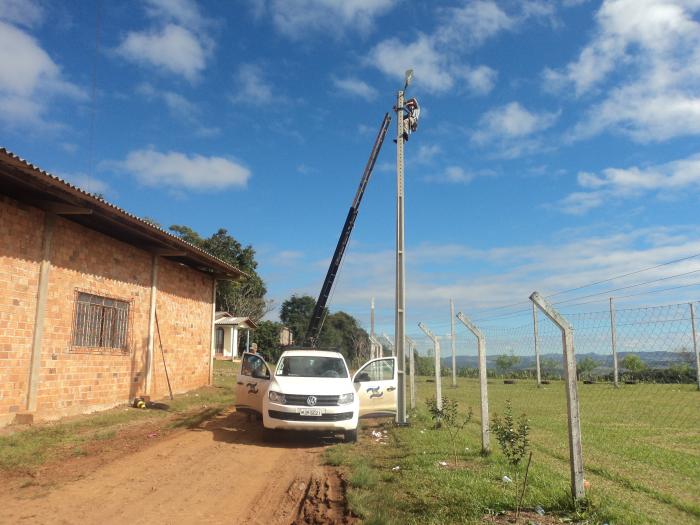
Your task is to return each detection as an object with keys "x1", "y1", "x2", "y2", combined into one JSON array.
[{"x1": 364, "y1": 297, "x2": 700, "y2": 514}]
